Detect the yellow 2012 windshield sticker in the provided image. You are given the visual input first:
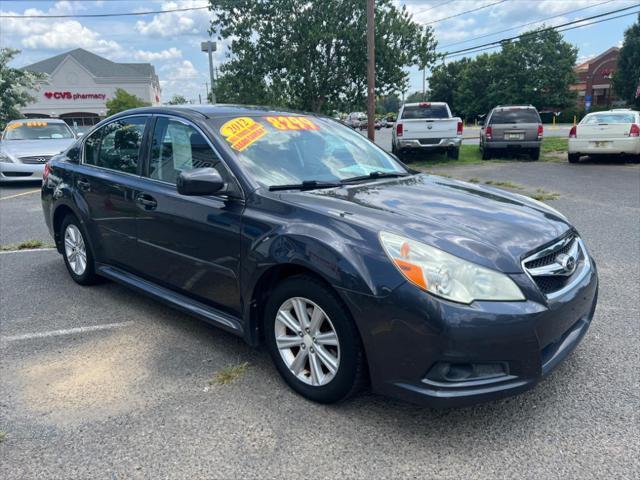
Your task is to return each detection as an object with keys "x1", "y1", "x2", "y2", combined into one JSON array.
[
  {"x1": 264, "y1": 116, "x2": 319, "y2": 131},
  {"x1": 219, "y1": 117, "x2": 267, "y2": 151}
]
